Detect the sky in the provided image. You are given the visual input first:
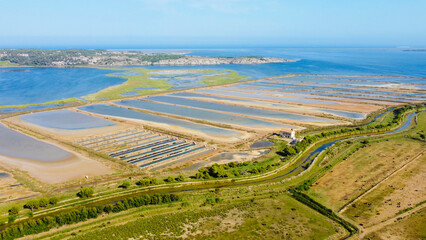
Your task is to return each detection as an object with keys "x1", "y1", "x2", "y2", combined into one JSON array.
[{"x1": 1, "y1": 0, "x2": 425, "y2": 48}]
